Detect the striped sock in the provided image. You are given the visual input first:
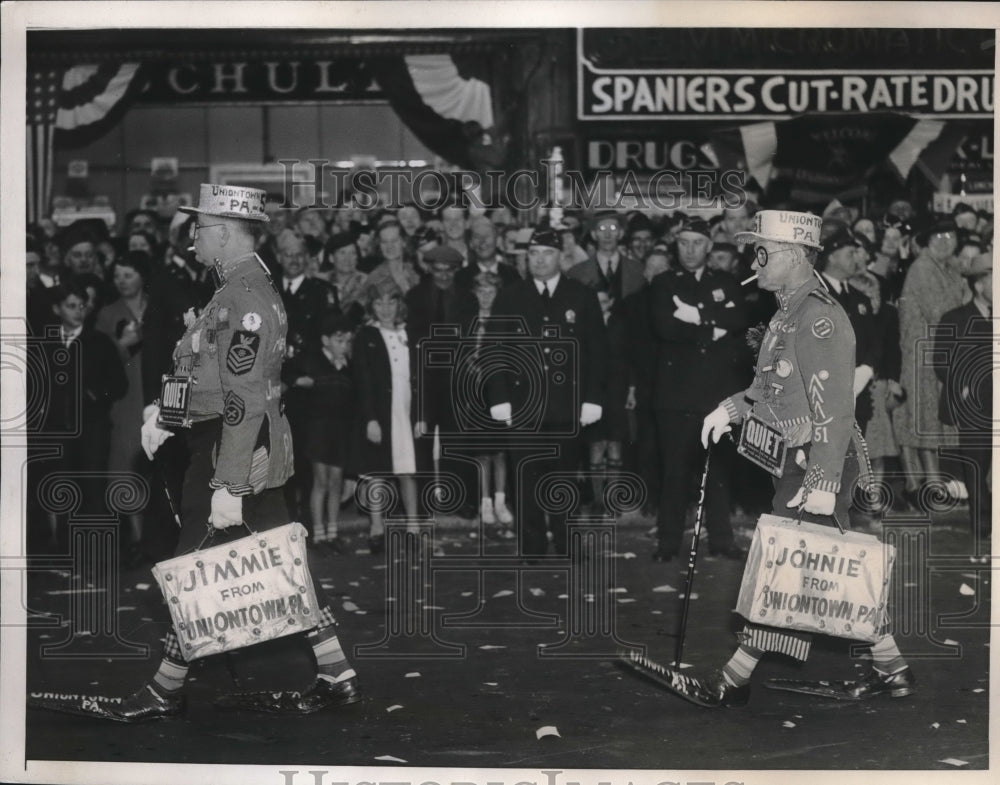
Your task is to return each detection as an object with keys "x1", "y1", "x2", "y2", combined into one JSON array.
[
  {"x1": 722, "y1": 644, "x2": 763, "y2": 687},
  {"x1": 310, "y1": 606, "x2": 355, "y2": 683},
  {"x1": 151, "y1": 657, "x2": 189, "y2": 695},
  {"x1": 870, "y1": 635, "x2": 907, "y2": 675}
]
